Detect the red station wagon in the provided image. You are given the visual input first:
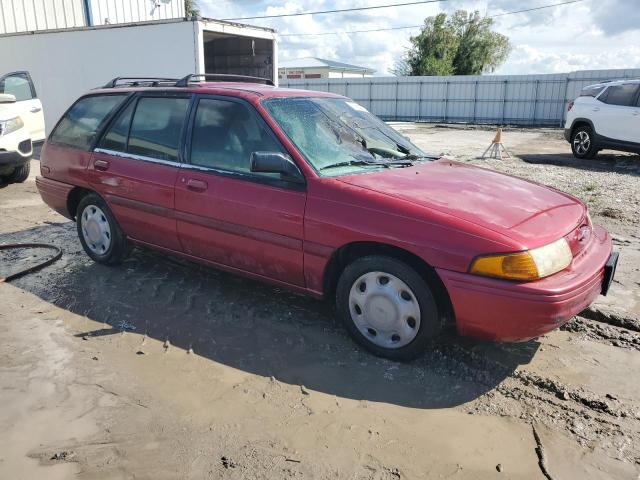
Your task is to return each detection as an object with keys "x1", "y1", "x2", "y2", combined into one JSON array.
[{"x1": 37, "y1": 74, "x2": 618, "y2": 360}]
